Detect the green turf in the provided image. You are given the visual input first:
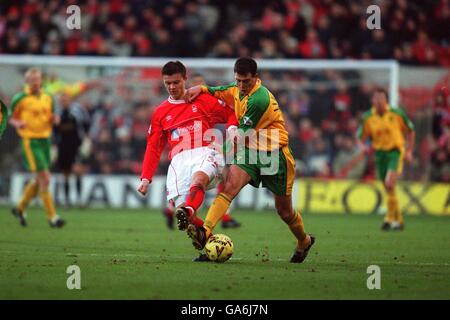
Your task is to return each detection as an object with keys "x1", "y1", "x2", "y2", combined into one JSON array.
[{"x1": 0, "y1": 206, "x2": 449, "y2": 299}]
